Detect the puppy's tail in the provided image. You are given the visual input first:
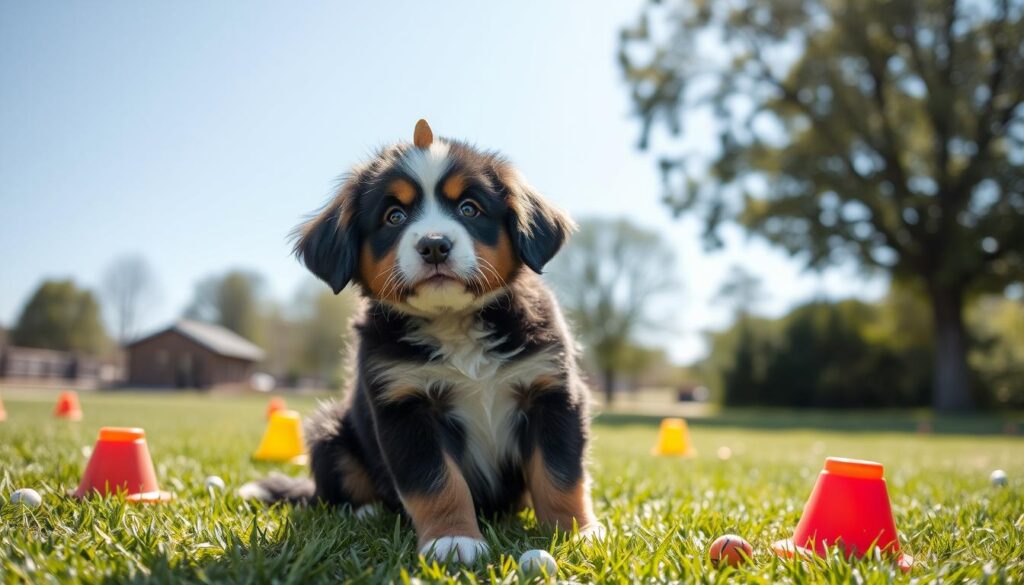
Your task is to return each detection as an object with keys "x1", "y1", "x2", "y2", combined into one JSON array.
[{"x1": 238, "y1": 473, "x2": 316, "y2": 506}]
